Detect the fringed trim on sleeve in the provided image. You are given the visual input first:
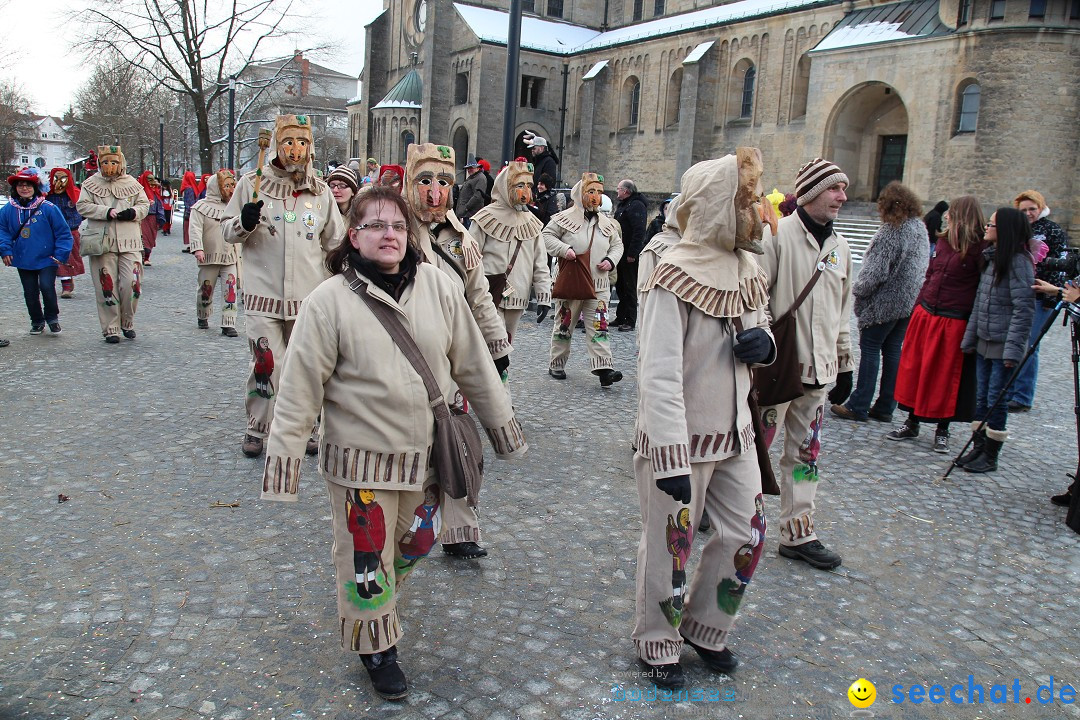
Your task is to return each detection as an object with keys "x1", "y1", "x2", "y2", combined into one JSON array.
[
  {"x1": 485, "y1": 417, "x2": 528, "y2": 456},
  {"x1": 649, "y1": 441, "x2": 691, "y2": 477},
  {"x1": 646, "y1": 263, "x2": 770, "y2": 319},
  {"x1": 488, "y1": 336, "x2": 511, "y2": 358},
  {"x1": 262, "y1": 454, "x2": 303, "y2": 500}
]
